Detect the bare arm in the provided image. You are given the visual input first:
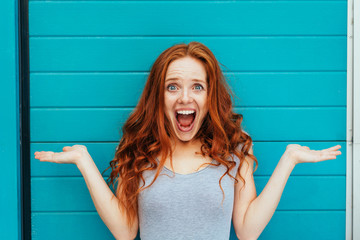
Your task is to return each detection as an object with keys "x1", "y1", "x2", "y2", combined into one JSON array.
[
  {"x1": 34, "y1": 145, "x2": 138, "y2": 240},
  {"x1": 233, "y1": 144, "x2": 342, "y2": 240},
  {"x1": 233, "y1": 151, "x2": 294, "y2": 240},
  {"x1": 77, "y1": 156, "x2": 138, "y2": 240}
]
